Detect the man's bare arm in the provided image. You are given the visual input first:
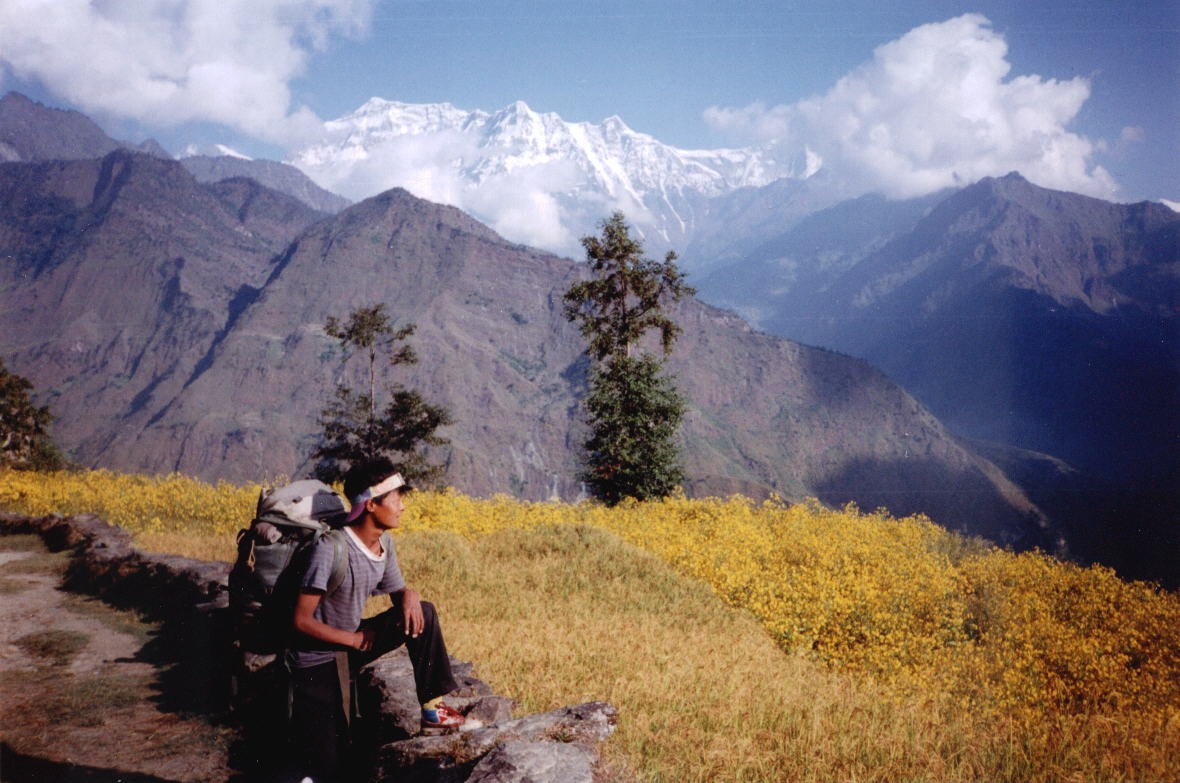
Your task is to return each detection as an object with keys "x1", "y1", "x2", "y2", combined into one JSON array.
[{"x1": 293, "y1": 590, "x2": 372, "y2": 651}]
